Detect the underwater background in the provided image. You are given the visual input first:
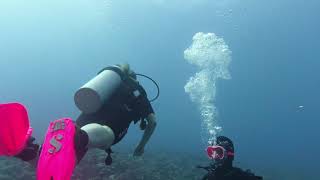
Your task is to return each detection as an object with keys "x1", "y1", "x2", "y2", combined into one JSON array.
[{"x1": 1, "y1": 0, "x2": 320, "y2": 179}]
